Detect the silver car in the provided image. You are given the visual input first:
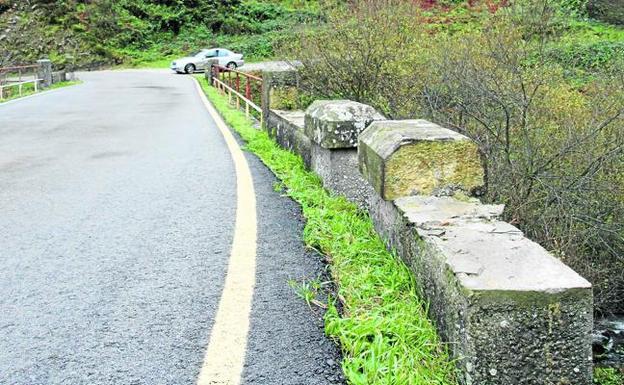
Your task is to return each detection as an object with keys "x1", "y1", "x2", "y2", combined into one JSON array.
[{"x1": 171, "y1": 48, "x2": 244, "y2": 74}]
